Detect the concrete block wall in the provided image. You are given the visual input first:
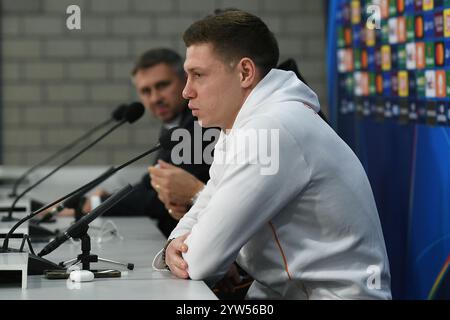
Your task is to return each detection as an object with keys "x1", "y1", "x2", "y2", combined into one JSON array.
[{"x1": 1, "y1": 0, "x2": 327, "y2": 166}]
